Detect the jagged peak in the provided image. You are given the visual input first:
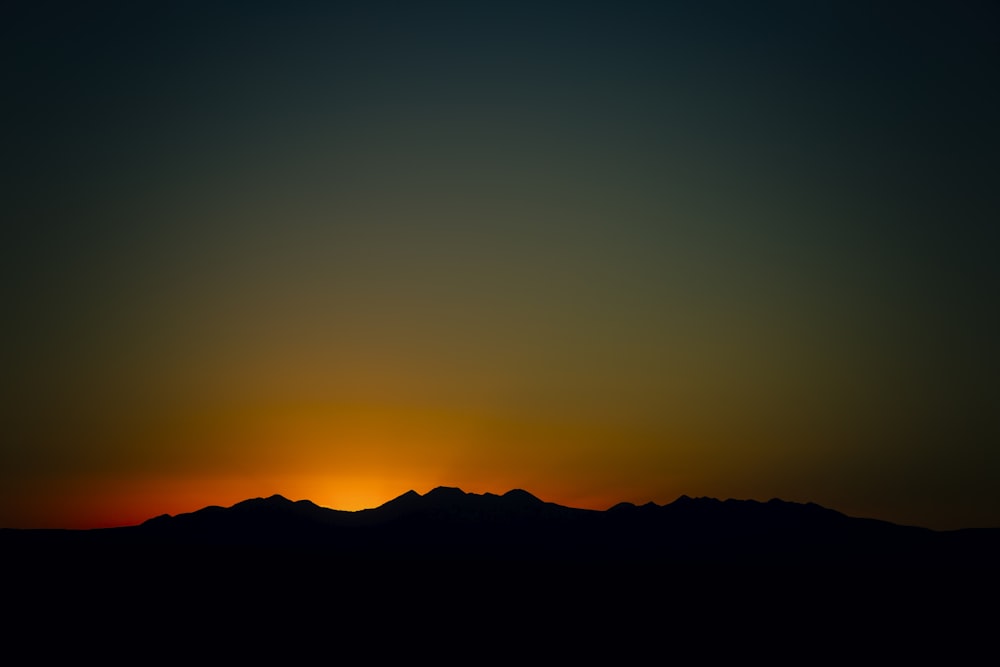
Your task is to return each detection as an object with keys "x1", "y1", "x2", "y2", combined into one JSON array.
[{"x1": 372, "y1": 489, "x2": 423, "y2": 510}]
